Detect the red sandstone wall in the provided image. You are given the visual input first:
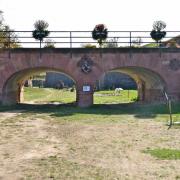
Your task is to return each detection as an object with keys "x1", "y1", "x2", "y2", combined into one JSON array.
[{"x1": 0, "y1": 48, "x2": 179, "y2": 106}]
